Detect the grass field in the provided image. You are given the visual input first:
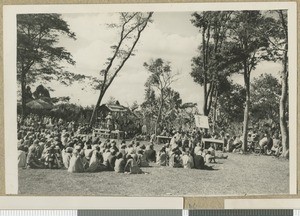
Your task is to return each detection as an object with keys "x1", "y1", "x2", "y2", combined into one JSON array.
[{"x1": 18, "y1": 152, "x2": 289, "y2": 196}]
